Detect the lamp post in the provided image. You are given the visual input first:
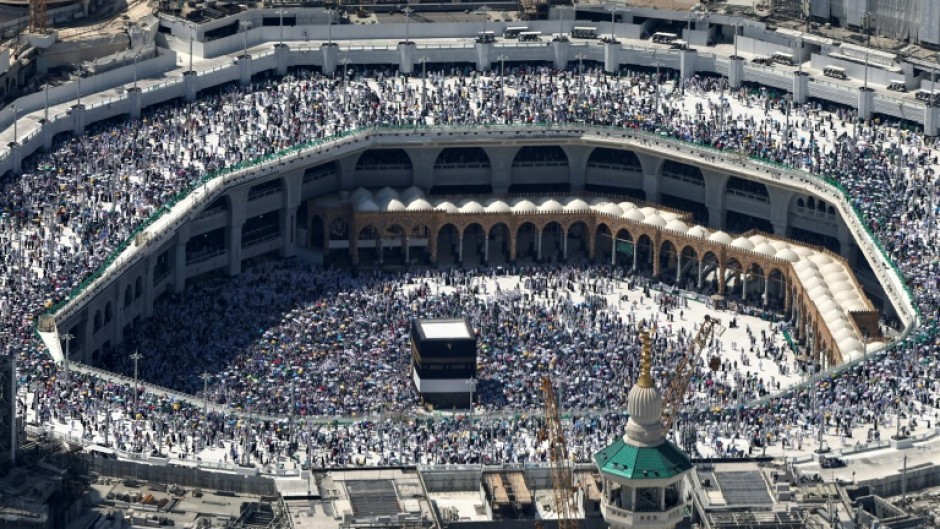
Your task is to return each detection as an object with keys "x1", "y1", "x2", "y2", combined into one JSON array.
[
  {"x1": 133, "y1": 53, "x2": 139, "y2": 91},
  {"x1": 200, "y1": 372, "x2": 212, "y2": 415},
  {"x1": 651, "y1": 56, "x2": 664, "y2": 116},
  {"x1": 418, "y1": 56, "x2": 428, "y2": 104},
  {"x1": 608, "y1": 7, "x2": 621, "y2": 42},
  {"x1": 326, "y1": 8, "x2": 334, "y2": 46},
  {"x1": 241, "y1": 20, "x2": 252, "y2": 58},
  {"x1": 497, "y1": 54, "x2": 507, "y2": 108},
  {"x1": 339, "y1": 57, "x2": 351, "y2": 111},
  {"x1": 558, "y1": 6, "x2": 567, "y2": 39},
  {"x1": 402, "y1": 6, "x2": 413, "y2": 44},
  {"x1": 10, "y1": 105, "x2": 16, "y2": 145},
  {"x1": 61, "y1": 333, "x2": 74, "y2": 388},
  {"x1": 575, "y1": 52, "x2": 586, "y2": 98},
  {"x1": 130, "y1": 351, "x2": 143, "y2": 411},
  {"x1": 276, "y1": 9, "x2": 286, "y2": 47},
  {"x1": 476, "y1": 5, "x2": 489, "y2": 40},
  {"x1": 43, "y1": 83, "x2": 49, "y2": 122}
]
